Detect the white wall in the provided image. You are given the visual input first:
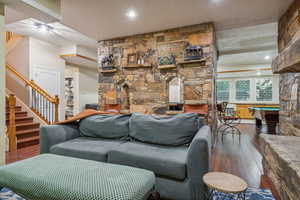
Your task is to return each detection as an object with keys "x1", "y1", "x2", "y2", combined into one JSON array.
[
  {"x1": 65, "y1": 64, "x2": 98, "y2": 112},
  {"x1": 0, "y1": 3, "x2": 5, "y2": 165},
  {"x1": 78, "y1": 67, "x2": 98, "y2": 111},
  {"x1": 6, "y1": 37, "x2": 30, "y2": 105},
  {"x1": 29, "y1": 37, "x2": 66, "y2": 120}
]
